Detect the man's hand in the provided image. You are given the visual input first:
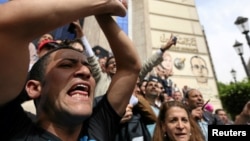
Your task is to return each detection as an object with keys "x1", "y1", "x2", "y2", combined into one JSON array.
[
  {"x1": 107, "y1": 0, "x2": 127, "y2": 17},
  {"x1": 71, "y1": 20, "x2": 83, "y2": 39},
  {"x1": 120, "y1": 0, "x2": 128, "y2": 9},
  {"x1": 191, "y1": 107, "x2": 203, "y2": 121},
  {"x1": 160, "y1": 34, "x2": 177, "y2": 52},
  {"x1": 120, "y1": 104, "x2": 133, "y2": 124}
]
